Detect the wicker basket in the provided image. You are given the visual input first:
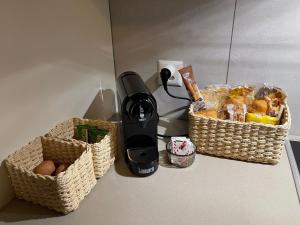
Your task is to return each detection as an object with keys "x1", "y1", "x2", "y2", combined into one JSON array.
[
  {"x1": 5, "y1": 136, "x2": 96, "y2": 214},
  {"x1": 45, "y1": 118, "x2": 117, "y2": 178},
  {"x1": 188, "y1": 105, "x2": 291, "y2": 164}
]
